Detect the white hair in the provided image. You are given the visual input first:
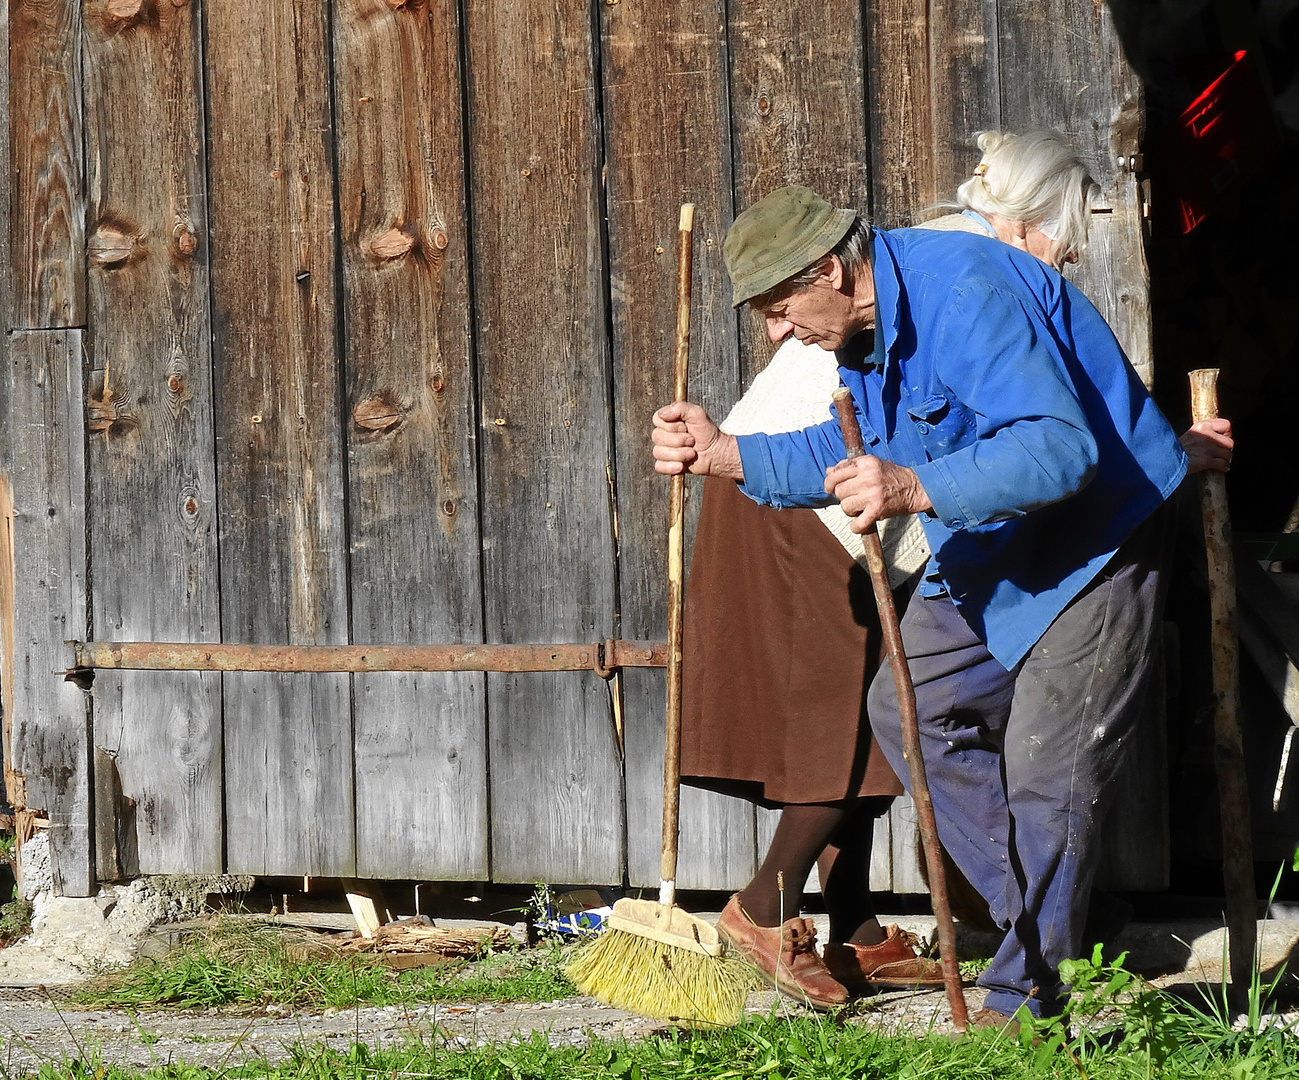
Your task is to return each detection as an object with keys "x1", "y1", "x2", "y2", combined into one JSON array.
[{"x1": 955, "y1": 130, "x2": 1101, "y2": 265}]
